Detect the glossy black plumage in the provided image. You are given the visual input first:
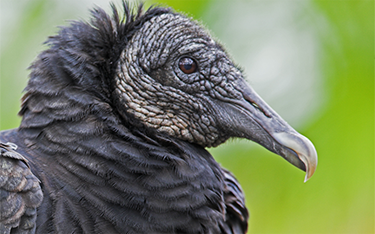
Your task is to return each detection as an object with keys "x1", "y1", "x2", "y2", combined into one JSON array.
[
  {"x1": 0, "y1": 3, "x2": 248, "y2": 233},
  {"x1": 0, "y1": 1, "x2": 318, "y2": 233}
]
